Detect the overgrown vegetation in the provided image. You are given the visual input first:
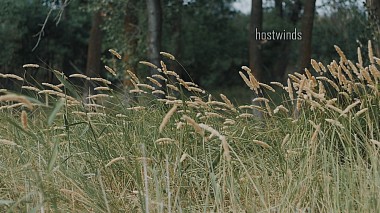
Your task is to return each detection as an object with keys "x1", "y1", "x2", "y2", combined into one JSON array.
[{"x1": 1, "y1": 43, "x2": 380, "y2": 212}]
